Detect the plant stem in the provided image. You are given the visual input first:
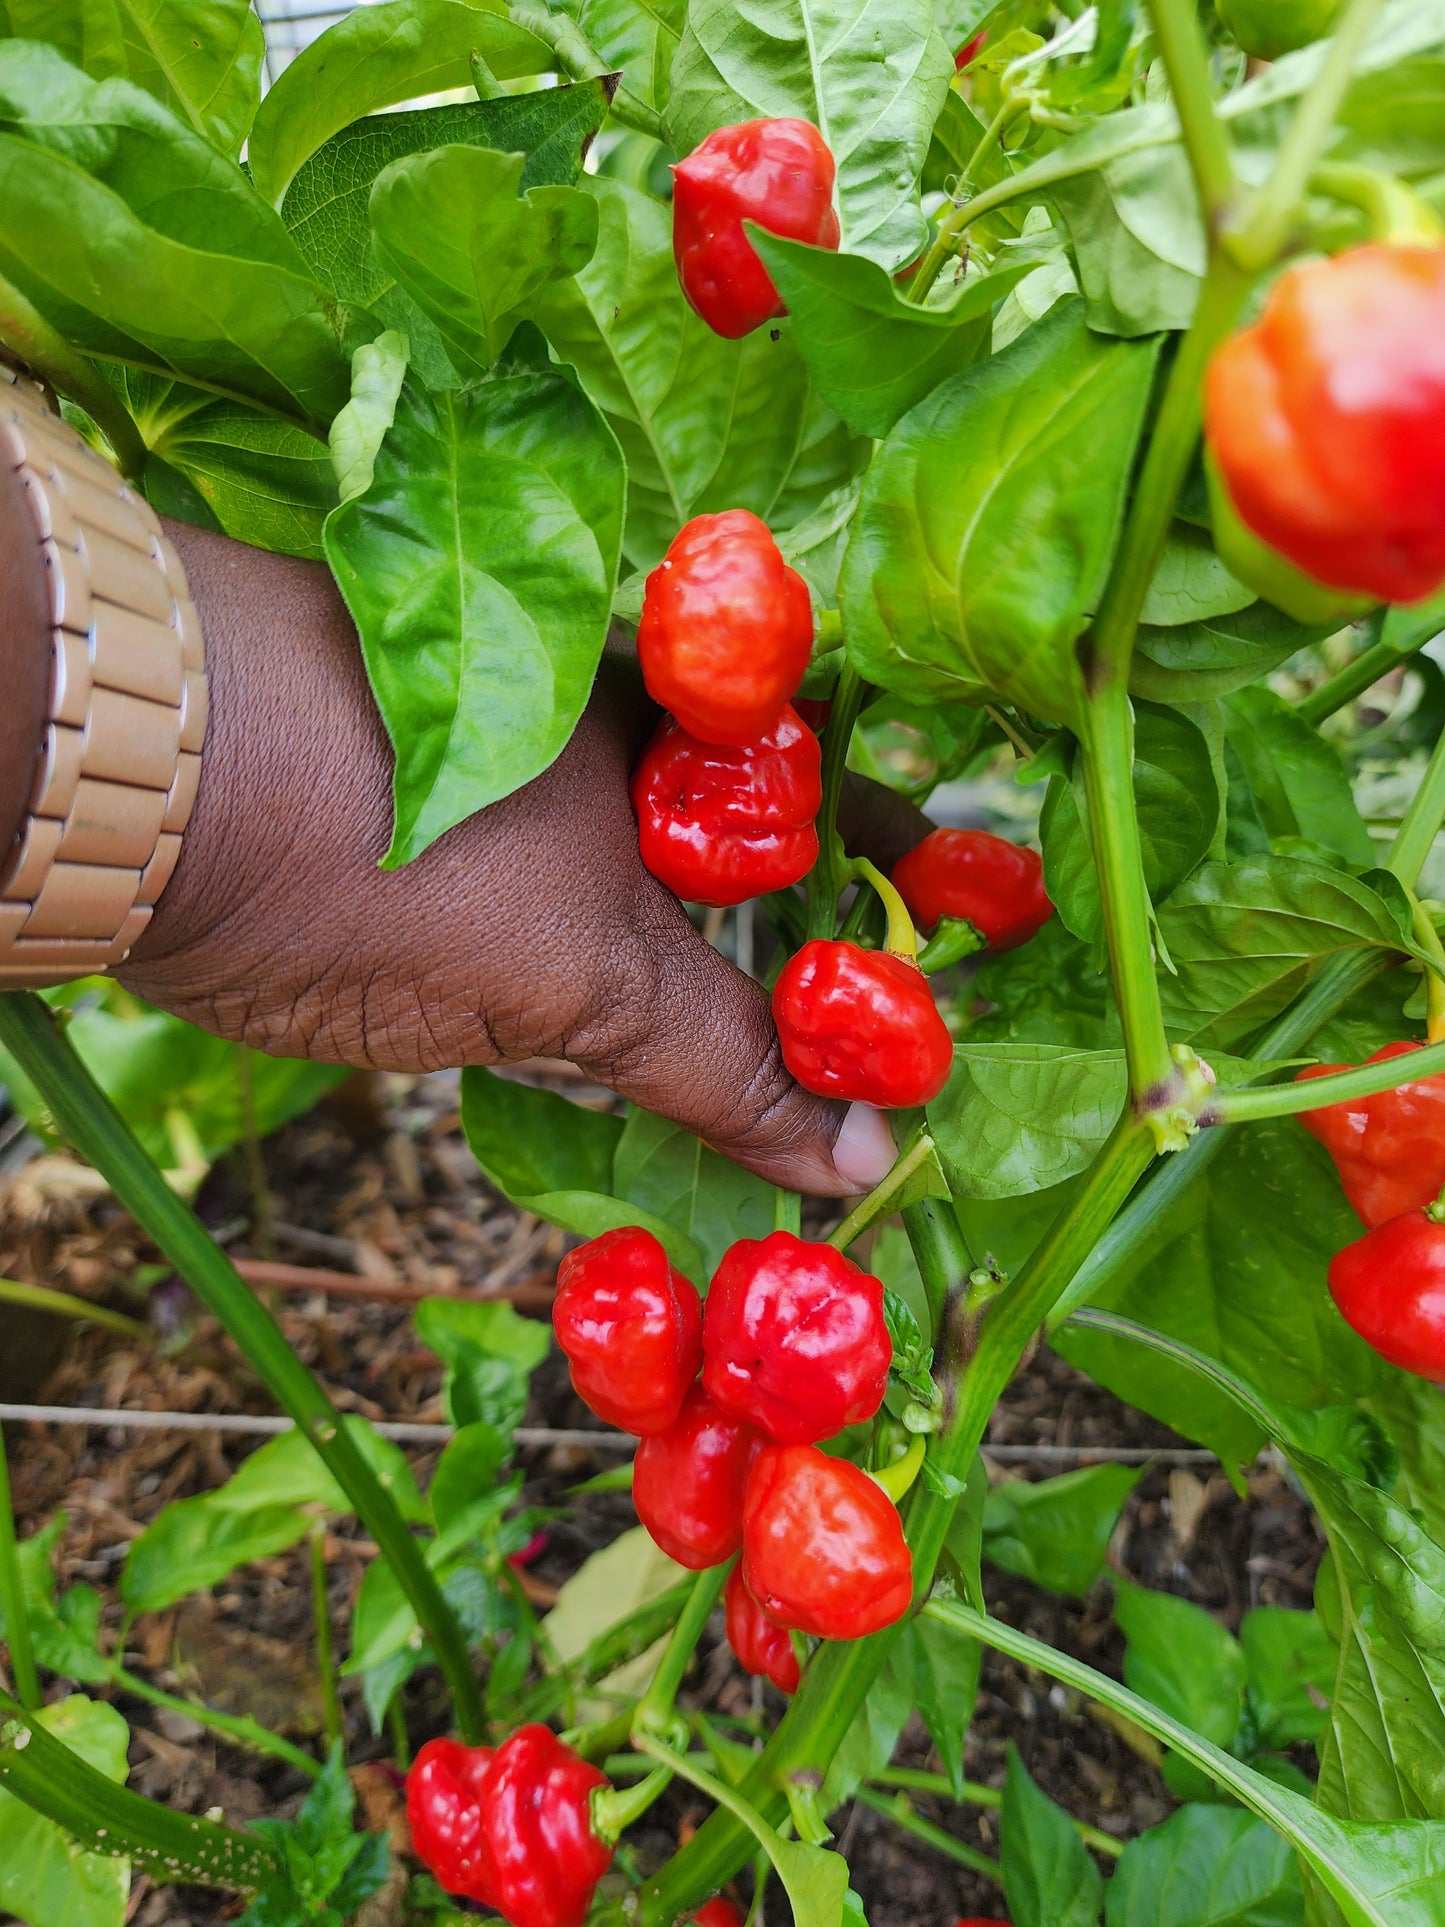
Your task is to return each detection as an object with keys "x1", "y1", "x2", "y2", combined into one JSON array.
[
  {"x1": 236, "y1": 1050, "x2": 277, "y2": 1265},
  {"x1": 1142, "y1": 0, "x2": 1238, "y2": 230},
  {"x1": 1387, "y1": 723, "x2": 1445, "y2": 891},
  {"x1": 907, "y1": 98, "x2": 1024, "y2": 305},
  {"x1": 826, "y1": 1134, "x2": 938, "y2": 1256},
  {"x1": 0, "y1": 1693, "x2": 277, "y2": 1888},
  {"x1": 1295, "y1": 620, "x2": 1406, "y2": 727},
  {"x1": 112, "y1": 1664, "x2": 319, "y2": 1778},
  {"x1": 0, "y1": 1441, "x2": 38, "y2": 1712},
  {"x1": 593, "y1": 1764, "x2": 674, "y2": 1842},
  {"x1": 850, "y1": 859, "x2": 918, "y2": 959},
  {"x1": 872, "y1": 1767, "x2": 1123, "y2": 1857},
  {"x1": 854, "y1": 1788, "x2": 1003, "y2": 1884},
  {"x1": 1210, "y1": 1036, "x2": 1445, "y2": 1125},
  {"x1": 523, "y1": 1580, "x2": 694, "y2": 1723},
  {"x1": 1411, "y1": 898, "x2": 1445, "y2": 1044},
  {"x1": 901, "y1": 1197, "x2": 973, "y2": 1342},
  {"x1": 1226, "y1": 0, "x2": 1388, "y2": 271},
  {"x1": 387, "y1": 1693, "x2": 411, "y2": 1770},
  {"x1": 807, "y1": 666, "x2": 868, "y2": 940},
  {"x1": 506, "y1": 3, "x2": 663, "y2": 138},
  {"x1": 0, "y1": 1275, "x2": 150, "y2": 1344},
  {"x1": 633, "y1": 1563, "x2": 729, "y2": 1746},
  {"x1": 309, "y1": 1524, "x2": 343, "y2": 1755},
  {"x1": 0, "y1": 993, "x2": 486, "y2": 1745},
  {"x1": 0, "y1": 271, "x2": 148, "y2": 481}
]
